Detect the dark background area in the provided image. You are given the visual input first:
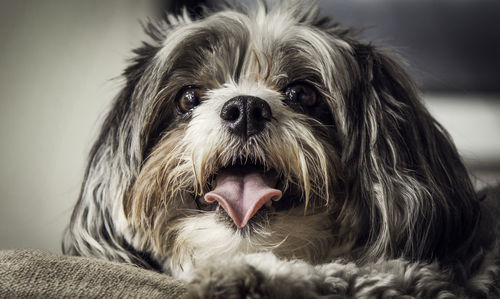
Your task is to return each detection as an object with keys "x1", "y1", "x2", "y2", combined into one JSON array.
[{"x1": 159, "y1": 0, "x2": 500, "y2": 94}]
